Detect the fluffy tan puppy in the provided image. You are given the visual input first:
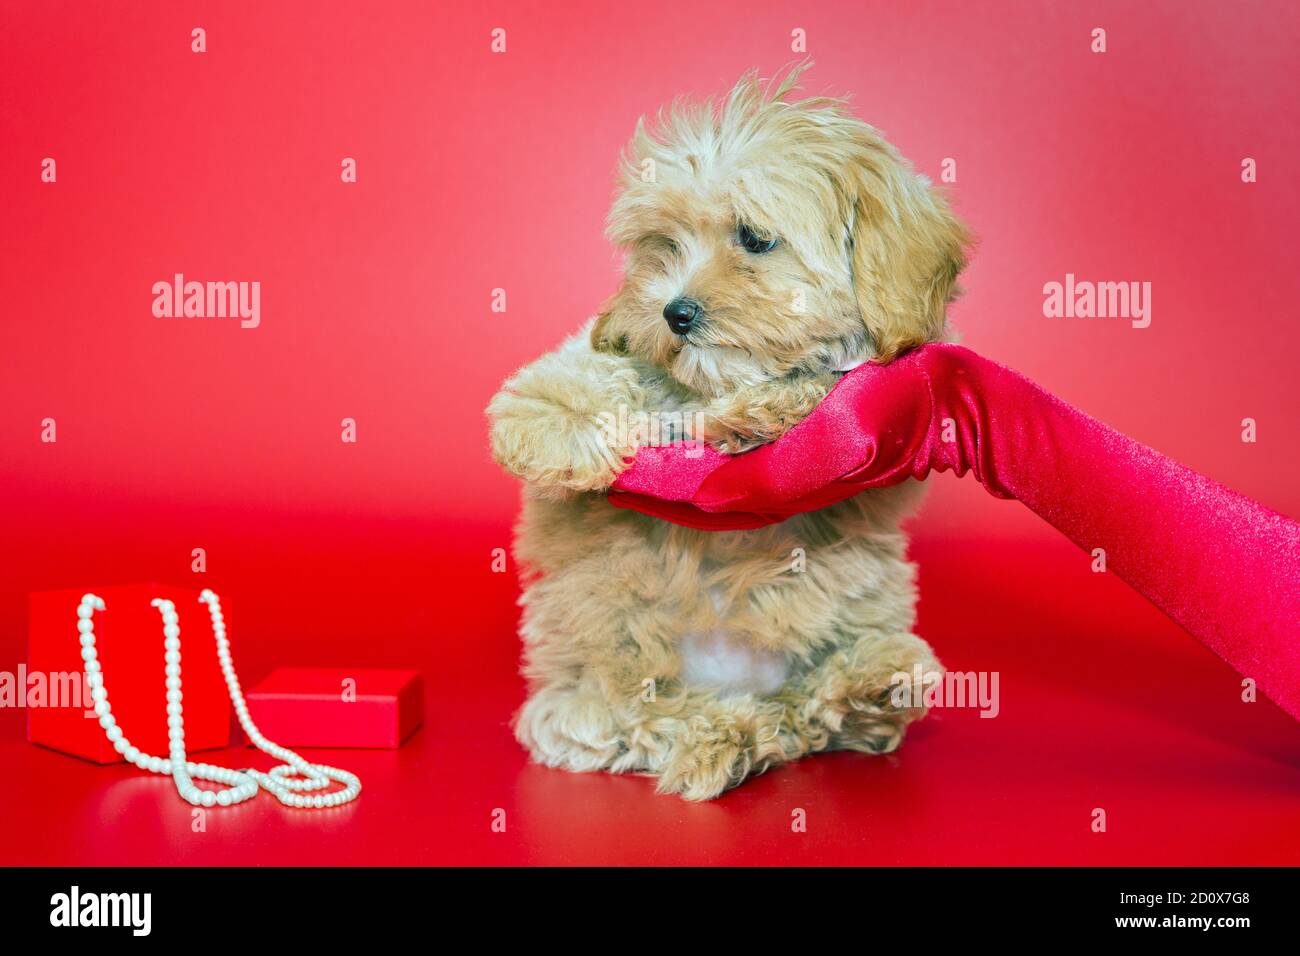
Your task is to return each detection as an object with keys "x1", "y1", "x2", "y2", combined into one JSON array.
[{"x1": 487, "y1": 65, "x2": 969, "y2": 800}]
